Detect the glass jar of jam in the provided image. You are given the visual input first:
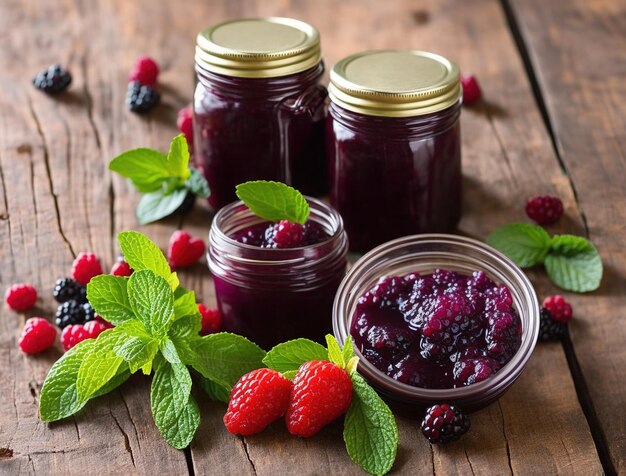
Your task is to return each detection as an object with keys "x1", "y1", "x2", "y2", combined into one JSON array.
[
  {"x1": 327, "y1": 50, "x2": 462, "y2": 251},
  {"x1": 194, "y1": 18, "x2": 328, "y2": 210},
  {"x1": 208, "y1": 198, "x2": 348, "y2": 349}
]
